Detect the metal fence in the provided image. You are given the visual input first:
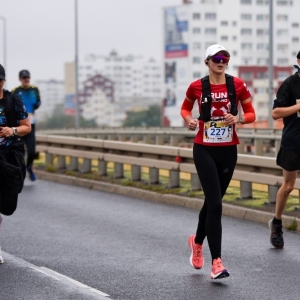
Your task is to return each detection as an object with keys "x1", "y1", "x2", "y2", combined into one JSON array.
[
  {"x1": 37, "y1": 127, "x2": 283, "y2": 157},
  {"x1": 36, "y1": 134, "x2": 299, "y2": 204}
]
